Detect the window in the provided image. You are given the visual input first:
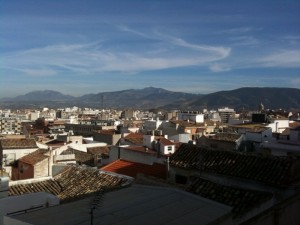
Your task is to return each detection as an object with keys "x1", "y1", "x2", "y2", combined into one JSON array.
[{"x1": 167, "y1": 146, "x2": 172, "y2": 151}]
